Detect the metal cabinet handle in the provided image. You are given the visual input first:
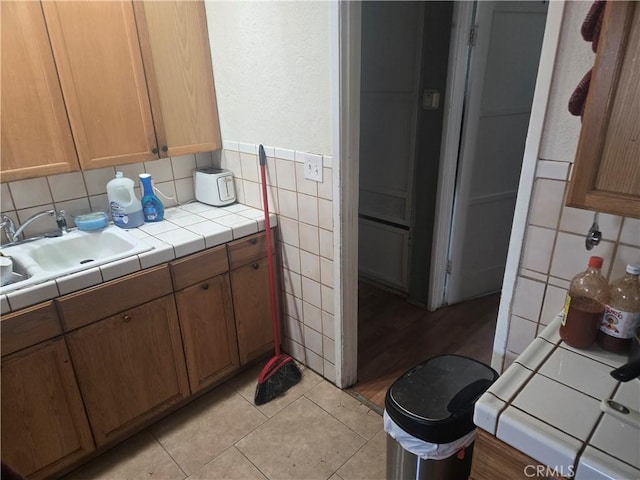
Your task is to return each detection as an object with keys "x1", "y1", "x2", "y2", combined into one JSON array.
[
  {"x1": 152, "y1": 147, "x2": 158, "y2": 155},
  {"x1": 123, "y1": 314, "x2": 131, "y2": 323},
  {"x1": 201, "y1": 282, "x2": 209, "y2": 290},
  {"x1": 250, "y1": 238, "x2": 258, "y2": 245},
  {"x1": 252, "y1": 263, "x2": 259, "y2": 270},
  {"x1": 162, "y1": 145, "x2": 168, "y2": 153}
]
